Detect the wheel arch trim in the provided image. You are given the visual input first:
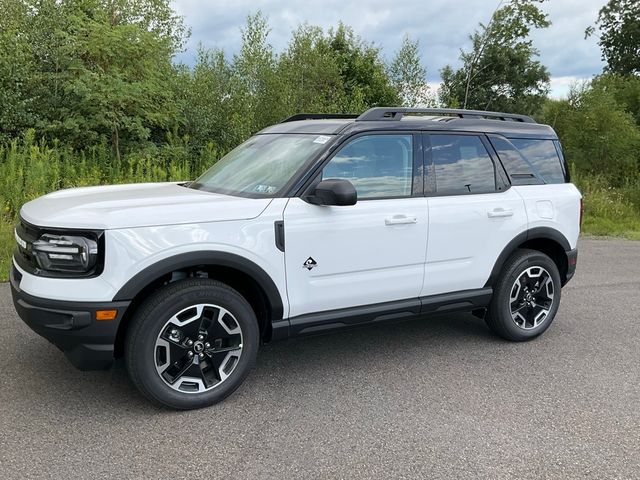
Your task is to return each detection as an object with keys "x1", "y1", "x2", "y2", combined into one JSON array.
[
  {"x1": 112, "y1": 251, "x2": 284, "y2": 320},
  {"x1": 484, "y1": 227, "x2": 571, "y2": 288}
]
